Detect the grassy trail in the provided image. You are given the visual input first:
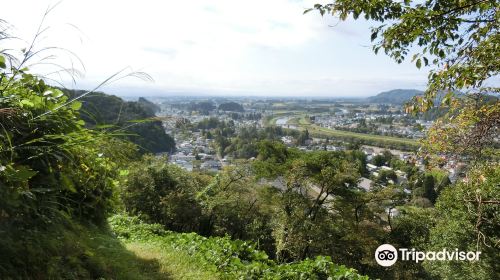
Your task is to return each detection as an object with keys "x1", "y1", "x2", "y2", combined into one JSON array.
[
  {"x1": 108, "y1": 214, "x2": 368, "y2": 280},
  {"x1": 124, "y1": 242, "x2": 219, "y2": 280},
  {"x1": 12, "y1": 223, "x2": 220, "y2": 280}
]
